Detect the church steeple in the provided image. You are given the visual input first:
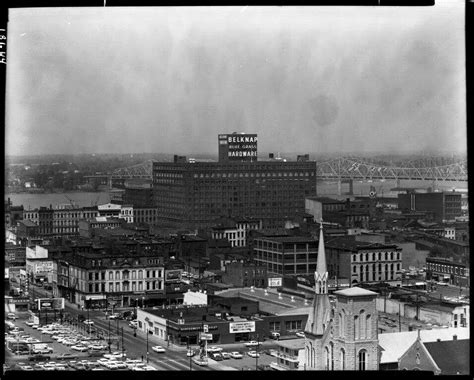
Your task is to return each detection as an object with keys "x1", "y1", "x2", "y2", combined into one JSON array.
[
  {"x1": 304, "y1": 220, "x2": 331, "y2": 336},
  {"x1": 315, "y1": 221, "x2": 328, "y2": 294}
]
